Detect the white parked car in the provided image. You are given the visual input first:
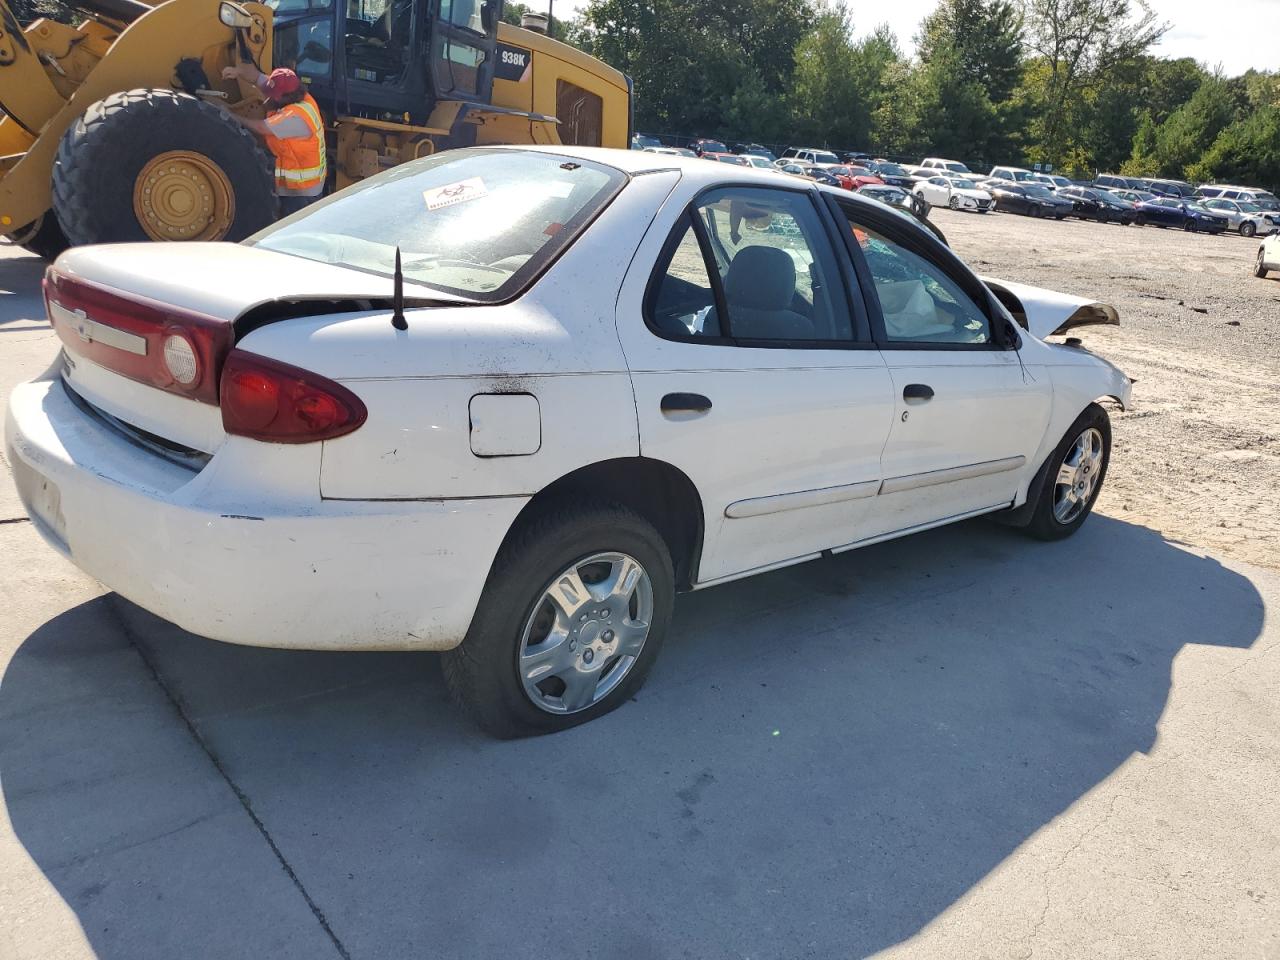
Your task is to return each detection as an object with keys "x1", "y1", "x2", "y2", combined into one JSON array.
[
  {"x1": 914, "y1": 175, "x2": 993, "y2": 212},
  {"x1": 6, "y1": 147, "x2": 1131, "y2": 737},
  {"x1": 1201, "y1": 198, "x2": 1276, "y2": 237},
  {"x1": 1256, "y1": 233, "x2": 1280, "y2": 277},
  {"x1": 918, "y1": 157, "x2": 972, "y2": 175}
]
